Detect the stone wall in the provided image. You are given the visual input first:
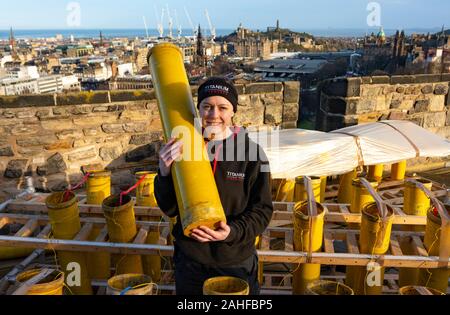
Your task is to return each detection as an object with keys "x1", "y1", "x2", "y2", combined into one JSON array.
[
  {"x1": 0, "y1": 82, "x2": 300, "y2": 198},
  {"x1": 317, "y1": 74, "x2": 450, "y2": 136},
  {"x1": 316, "y1": 73, "x2": 450, "y2": 170}
]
